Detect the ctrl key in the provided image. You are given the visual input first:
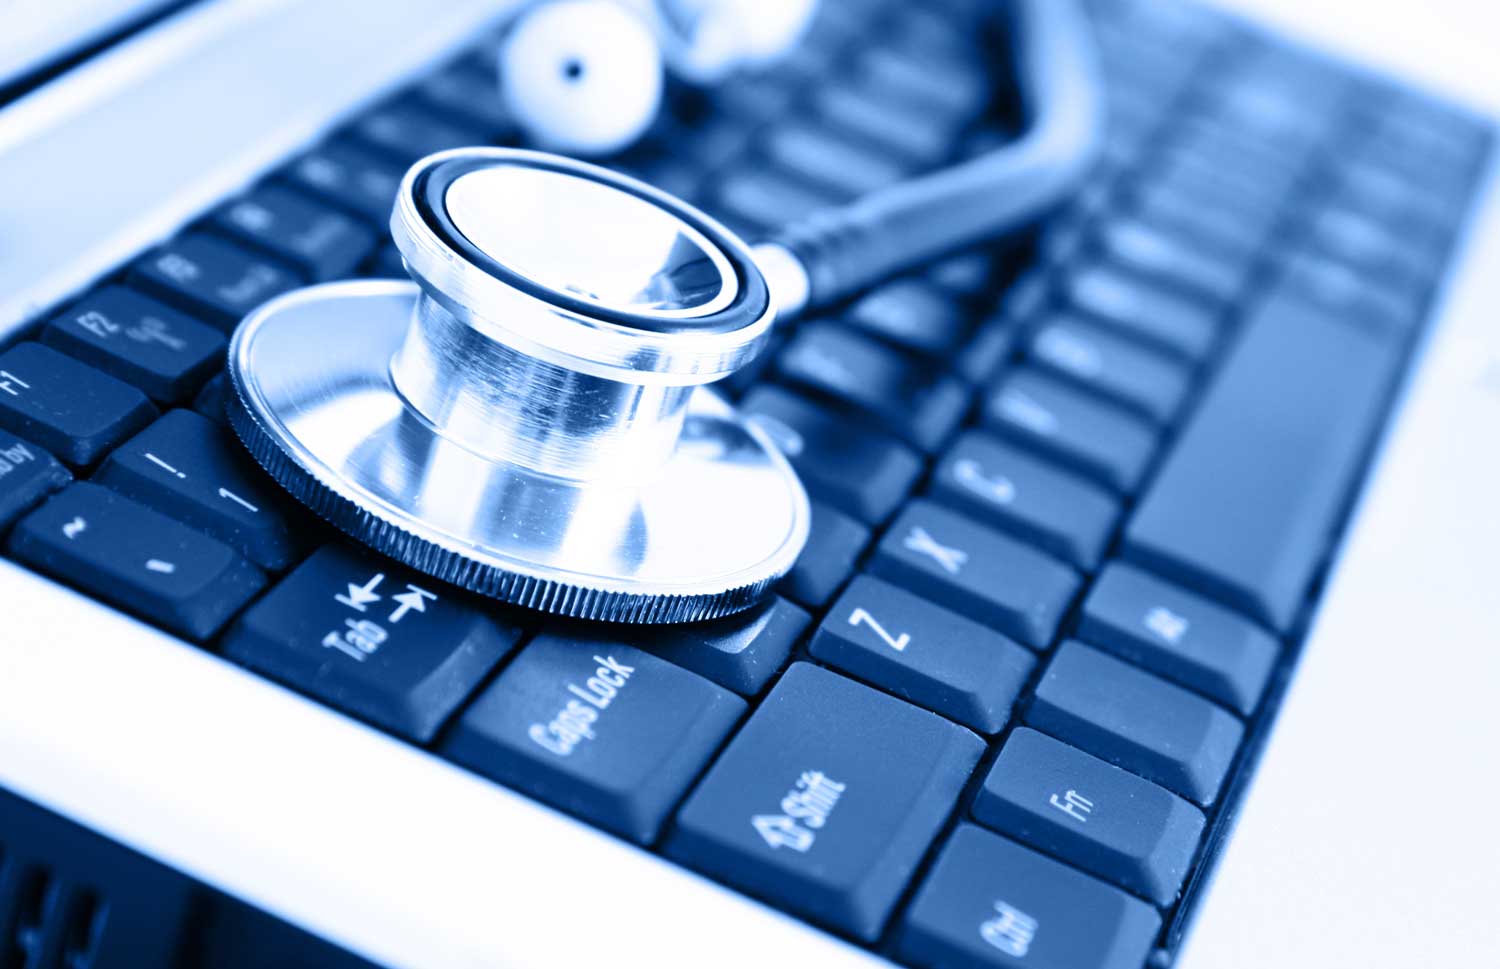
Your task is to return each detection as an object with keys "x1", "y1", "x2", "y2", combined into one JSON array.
[
  {"x1": 7, "y1": 482, "x2": 266, "y2": 640},
  {"x1": 667, "y1": 663, "x2": 983, "y2": 941},
  {"x1": 898, "y1": 825, "x2": 1160, "y2": 969}
]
